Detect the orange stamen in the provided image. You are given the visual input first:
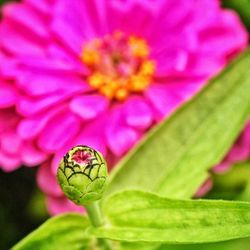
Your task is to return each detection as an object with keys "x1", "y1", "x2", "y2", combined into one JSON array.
[{"x1": 81, "y1": 32, "x2": 155, "y2": 101}]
